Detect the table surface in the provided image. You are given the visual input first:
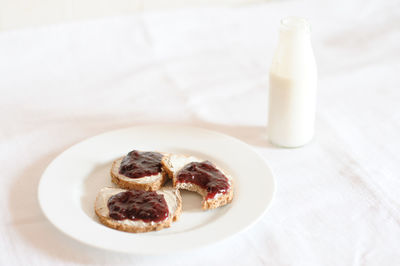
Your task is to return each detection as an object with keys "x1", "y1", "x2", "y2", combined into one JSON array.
[{"x1": 1, "y1": 0, "x2": 399, "y2": 265}]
